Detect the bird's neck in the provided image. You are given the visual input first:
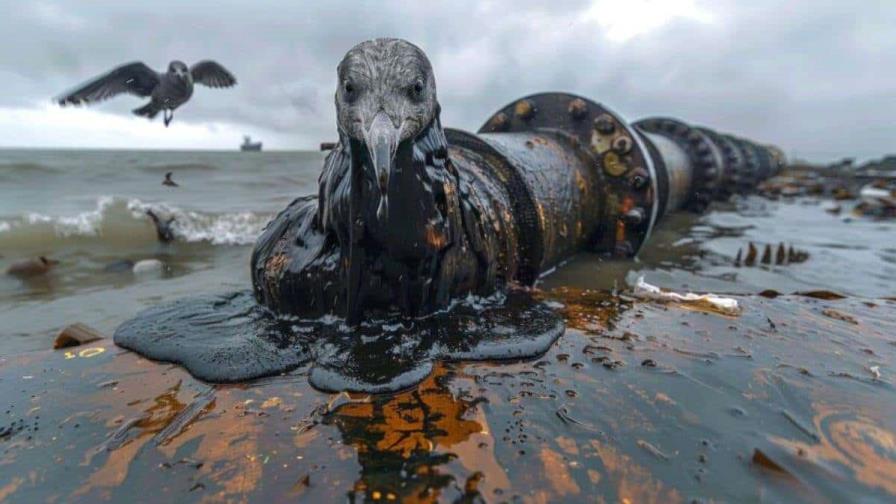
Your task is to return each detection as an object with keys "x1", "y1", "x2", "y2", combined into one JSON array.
[
  {"x1": 351, "y1": 118, "x2": 455, "y2": 259},
  {"x1": 317, "y1": 114, "x2": 462, "y2": 320}
]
